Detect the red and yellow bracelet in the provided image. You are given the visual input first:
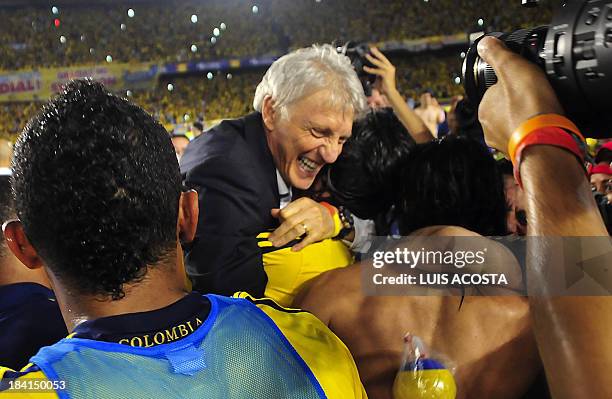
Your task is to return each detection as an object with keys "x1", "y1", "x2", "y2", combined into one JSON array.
[
  {"x1": 507, "y1": 114, "x2": 587, "y2": 188},
  {"x1": 319, "y1": 201, "x2": 343, "y2": 238}
]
